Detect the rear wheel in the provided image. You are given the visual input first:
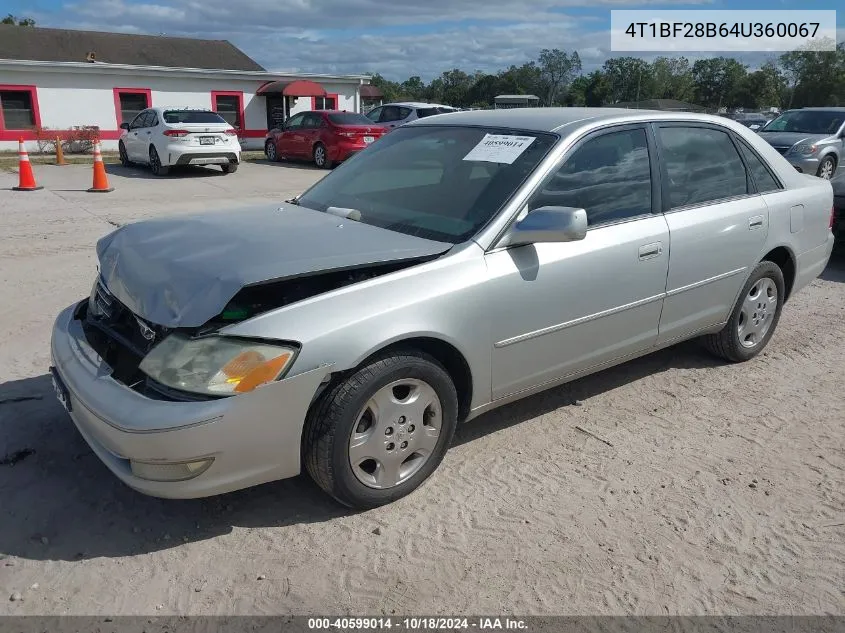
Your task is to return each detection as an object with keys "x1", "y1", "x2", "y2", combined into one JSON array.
[
  {"x1": 313, "y1": 143, "x2": 333, "y2": 169},
  {"x1": 221, "y1": 163, "x2": 238, "y2": 174},
  {"x1": 702, "y1": 261, "x2": 784, "y2": 362},
  {"x1": 149, "y1": 146, "x2": 169, "y2": 177},
  {"x1": 265, "y1": 140, "x2": 278, "y2": 162},
  {"x1": 303, "y1": 351, "x2": 458, "y2": 509}
]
